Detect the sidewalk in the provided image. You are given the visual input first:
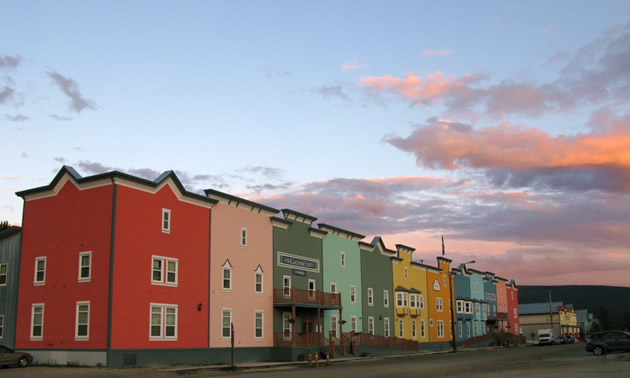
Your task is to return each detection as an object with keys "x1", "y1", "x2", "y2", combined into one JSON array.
[{"x1": 159, "y1": 345, "x2": 513, "y2": 374}]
